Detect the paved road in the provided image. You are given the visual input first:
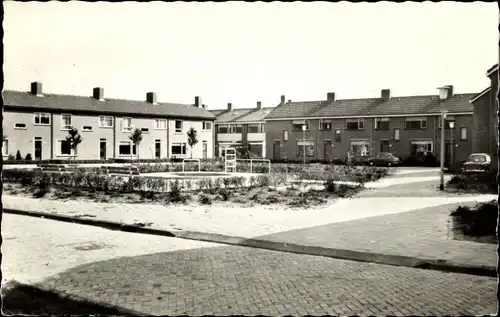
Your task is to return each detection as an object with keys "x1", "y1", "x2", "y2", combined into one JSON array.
[{"x1": 2, "y1": 214, "x2": 497, "y2": 316}]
